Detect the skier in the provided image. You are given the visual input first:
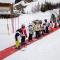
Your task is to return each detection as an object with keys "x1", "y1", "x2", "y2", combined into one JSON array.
[
  {"x1": 39, "y1": 20, "x2": 43, "y2": 36},
  {"x1": 15, "y1": 29, "x2": 21, "y2": 49},
  {"x1": 32, "y1": 21, "x2": 36, "y2": 32},
  {"x1": 49, "y1": 20, "x2": 53, "y2": 32},
  {"x1": 28, "y1": 23, "x2": 33, "y2": 41},
  {"x1": 51, "y1": 14, "x2": 56, "y2": 23},
  {"x1": 20, "y1": 24, "x2": 27, "y2": 45},
  {"x1": 57, "y1": 18, "x2": 60, "y2": 27},
  {"x1": 42, "y1": 23, "x2": 46, "y2": 35},
  {"x1": 54, "y1": 22, "x2": 57, "y2": 28},
  {"x1": 34, "y1": 20, "x2": 40, "y2": 39},
  {"x1": 51, "y1": 14, "x2": 57, "y2": 28},
  {"x1": 44, "y1": 19, "x2": 49, "y2": 33}
]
